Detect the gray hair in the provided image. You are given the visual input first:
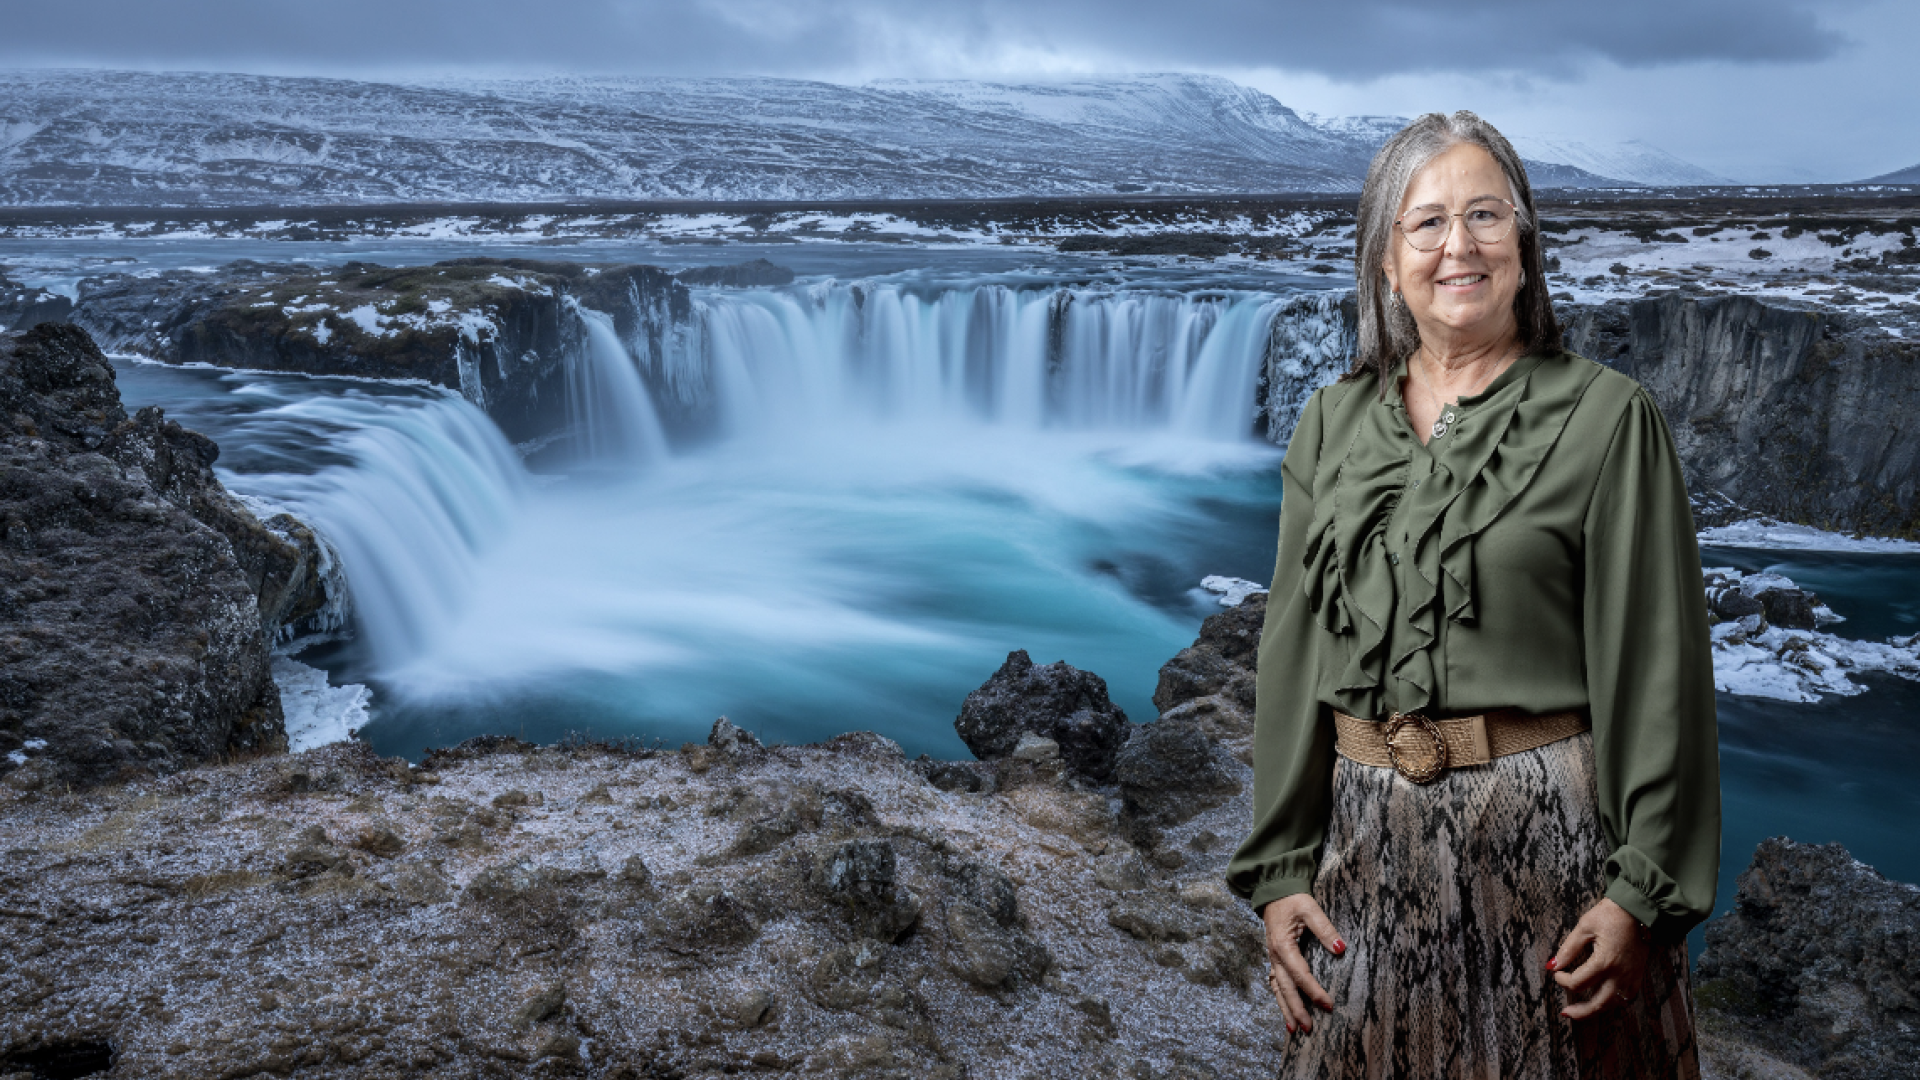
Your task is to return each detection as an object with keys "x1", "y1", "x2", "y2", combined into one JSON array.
[{"x1": 1345, "y1": 110, "x2": 1562, "y2": 394}]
